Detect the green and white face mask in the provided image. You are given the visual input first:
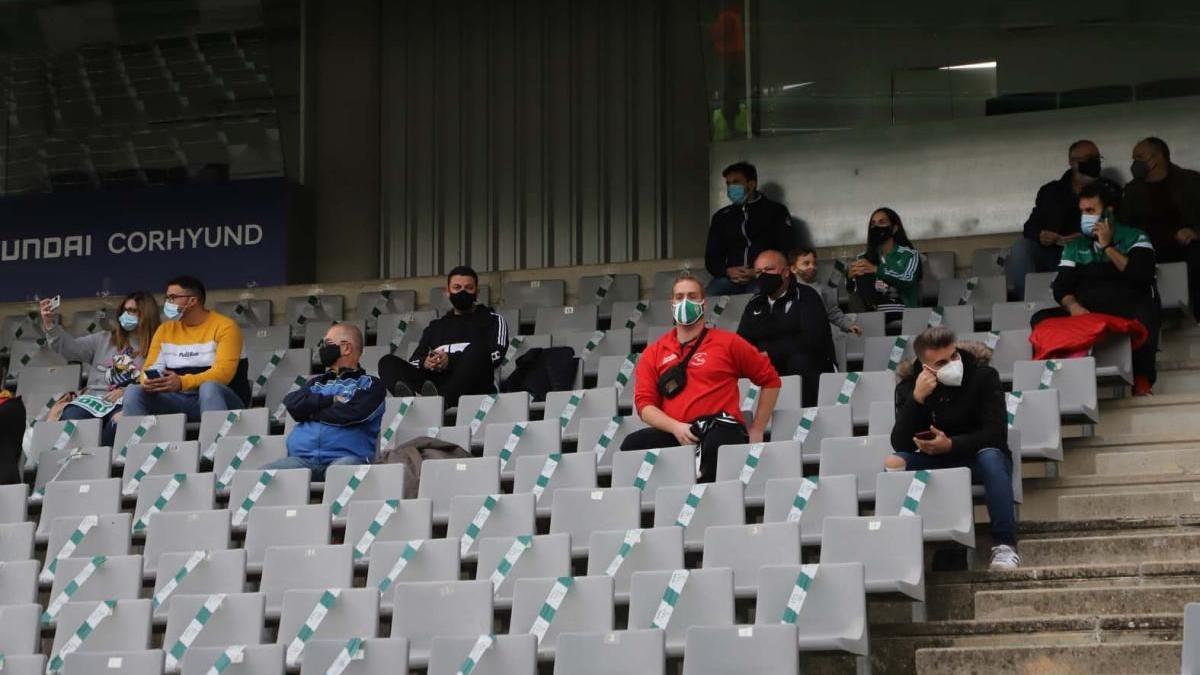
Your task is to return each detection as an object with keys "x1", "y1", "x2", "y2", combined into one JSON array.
[{"x1": 672, "y1": 298, "x2": 705, "y2": 326}]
